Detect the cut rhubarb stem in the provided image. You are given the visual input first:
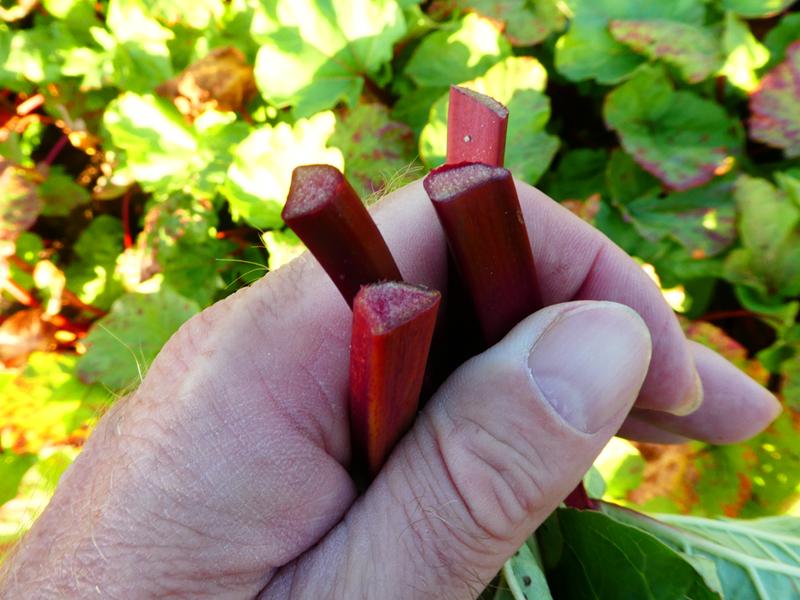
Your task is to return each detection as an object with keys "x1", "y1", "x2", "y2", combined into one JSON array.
[
  {"x1": 350, "y1": 282, "x2": 440, "y2": 477},
  {"x1": 283, "y1": 165, "x2": 402, "y2": 306},
  {"x1": 446, "y1": 86, "x2": 509, "y2": 167},
  {"x1": 424, "y1": 162, "x2": 542, "y2": 345}
]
